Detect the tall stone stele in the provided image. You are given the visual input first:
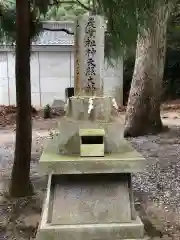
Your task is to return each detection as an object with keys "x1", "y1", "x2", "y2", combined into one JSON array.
[
  {"x1": 74, "y1": 14, "x2": 105, "y2": 96},
  {"x1": 68, "y1": 14, "x2": 118, "y2": 122}
]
